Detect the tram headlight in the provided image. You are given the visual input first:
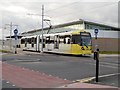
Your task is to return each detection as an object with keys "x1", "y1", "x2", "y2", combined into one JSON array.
[{"x1": 81, "y1": 47, "x2": 85, "y2": 50}]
